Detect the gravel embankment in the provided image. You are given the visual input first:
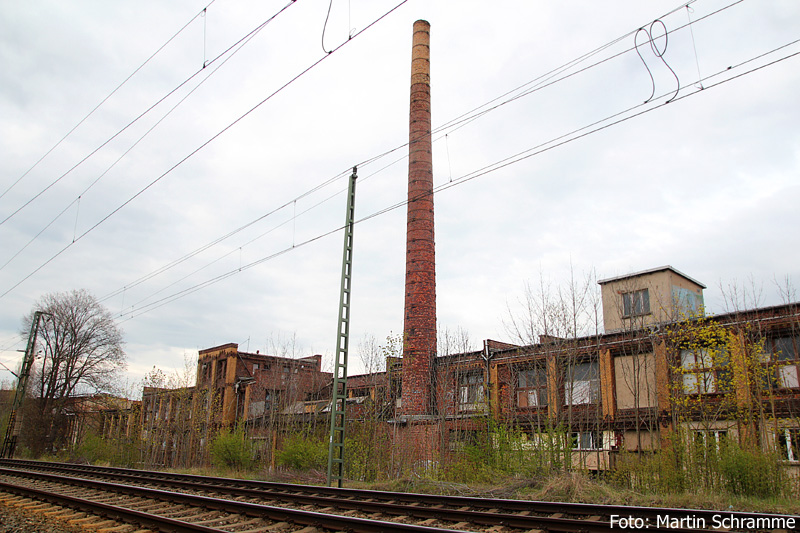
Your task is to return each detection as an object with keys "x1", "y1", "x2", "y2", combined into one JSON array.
[{"x1": 0, "y1": 500, "x2": 86, "y2": 533}]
